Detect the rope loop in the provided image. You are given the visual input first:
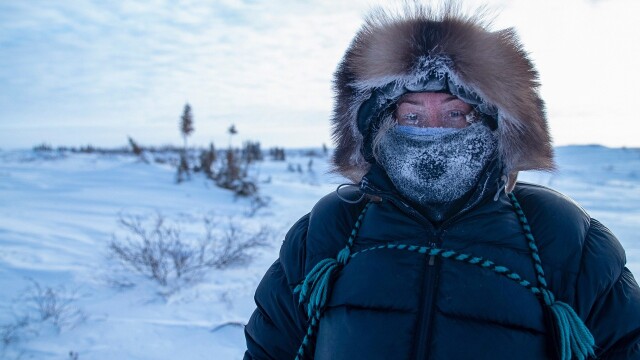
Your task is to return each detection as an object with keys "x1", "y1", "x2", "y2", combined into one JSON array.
[{"x1": 335, "y1": 183, "x2": 365, "y2": 204}]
